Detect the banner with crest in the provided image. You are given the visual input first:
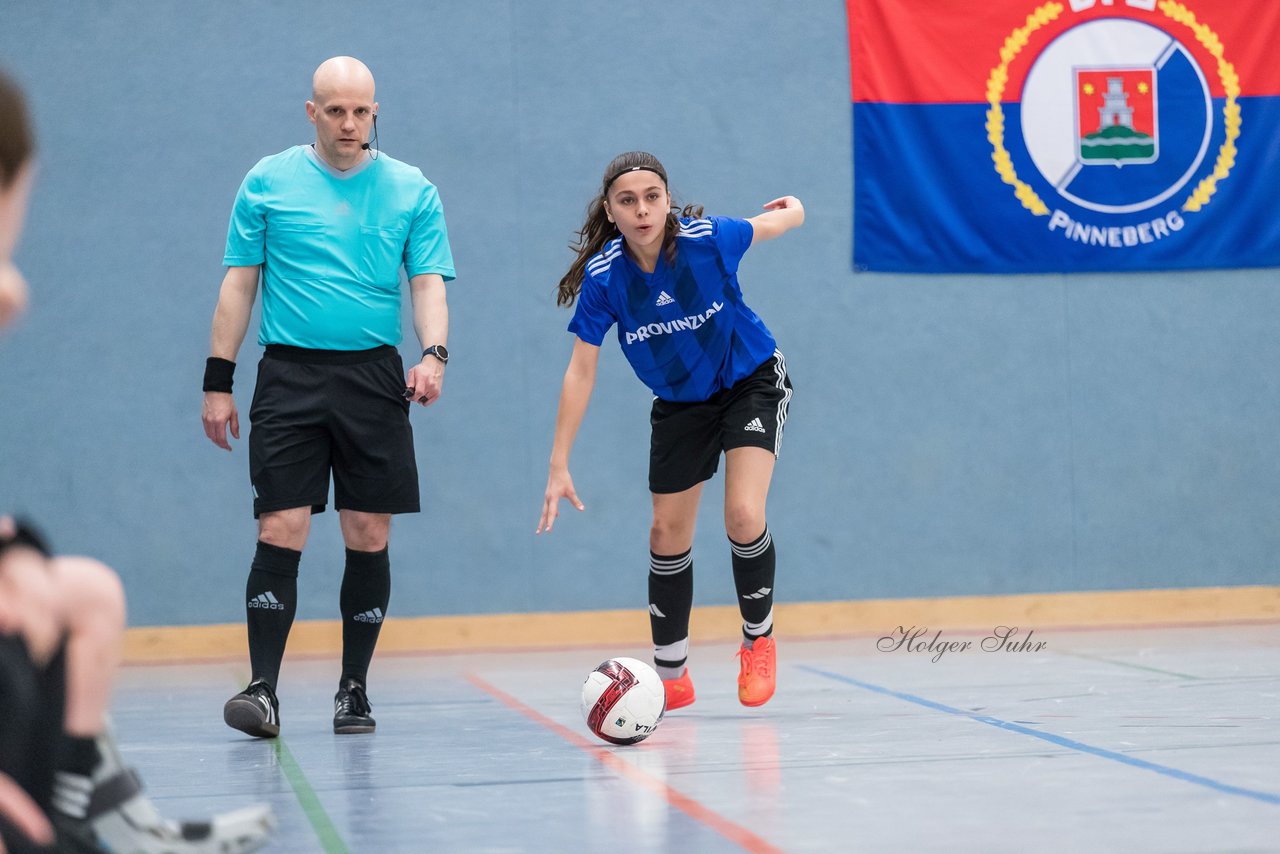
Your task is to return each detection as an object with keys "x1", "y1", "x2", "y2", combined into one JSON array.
[{"x1": 847, "y1": 0, "x2": 1280, "y2": 273}]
